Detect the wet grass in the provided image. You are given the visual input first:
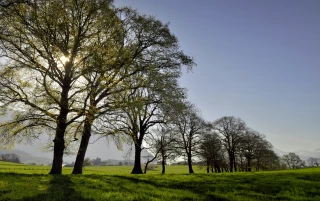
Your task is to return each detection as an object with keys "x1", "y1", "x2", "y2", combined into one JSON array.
[{"x1": 0, "y1": 161, "x2": 320, "y2": 200}]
